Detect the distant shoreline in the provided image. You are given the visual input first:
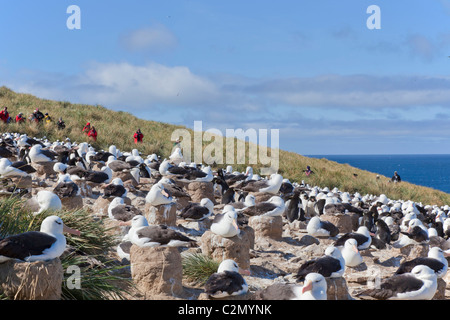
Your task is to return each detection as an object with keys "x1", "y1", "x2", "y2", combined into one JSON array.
[{"x1": 306, "y1": 154, "x2": 450, "y2": 194}]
